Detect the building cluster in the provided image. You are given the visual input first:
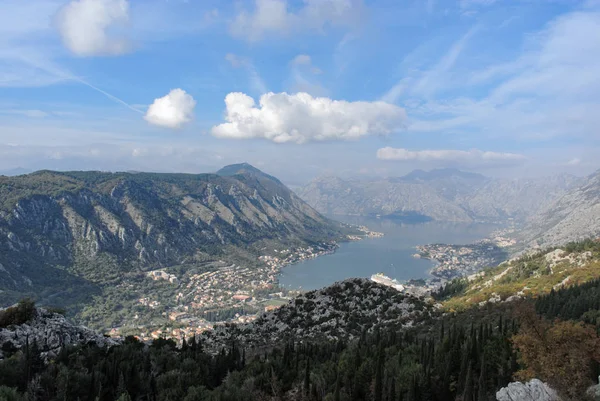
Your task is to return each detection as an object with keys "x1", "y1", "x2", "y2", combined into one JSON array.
[
  {"x1": 417, "y1": 241, "x2": 506, "y2": 280},
  {"x1": 147, "y1": 270, "x2": 180, "y2": 285}
]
